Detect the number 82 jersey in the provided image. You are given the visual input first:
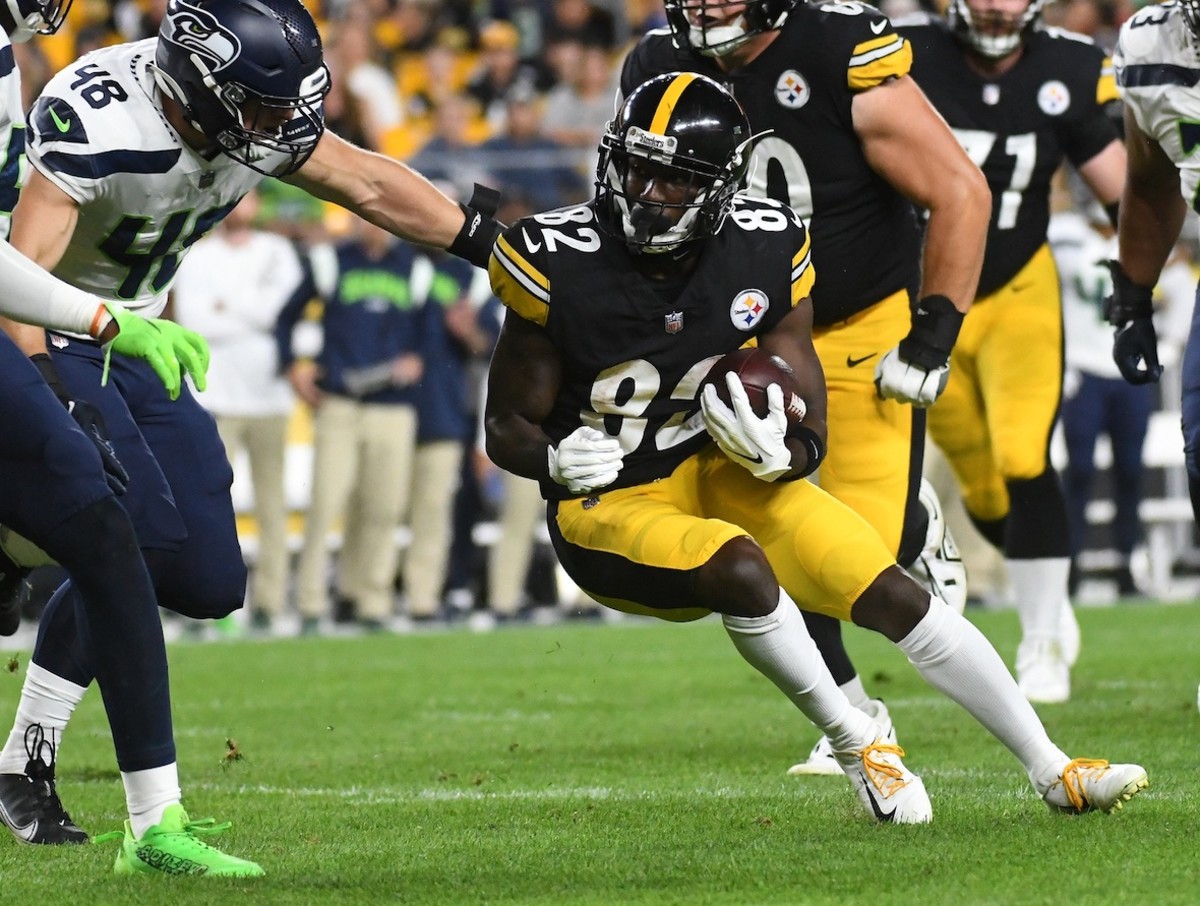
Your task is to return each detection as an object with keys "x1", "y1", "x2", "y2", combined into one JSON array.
[{"x1": 488, "y1": 196, "x2": 814, "y2": 500}]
